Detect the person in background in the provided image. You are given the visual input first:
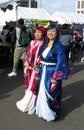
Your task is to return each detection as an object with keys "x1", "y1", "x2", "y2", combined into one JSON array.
[
  {"x1": 16, "y1": 26, "x2": 46, "y2": 115},
  {"x1": 35, "y1": 24, "x2": 71, "y2": 122},
  {"x1": 0, "y1": 22, "x2": 9, "y2": 43},
  {"x1": 60, "y1": 24, "x2": 73, "y2": 63},
  {"x1": 7, "y1": 18, "x2": 28, "y2": 77},
  {"x1": 71, "y1": 29, "x2": 82, "y2": 62}
]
